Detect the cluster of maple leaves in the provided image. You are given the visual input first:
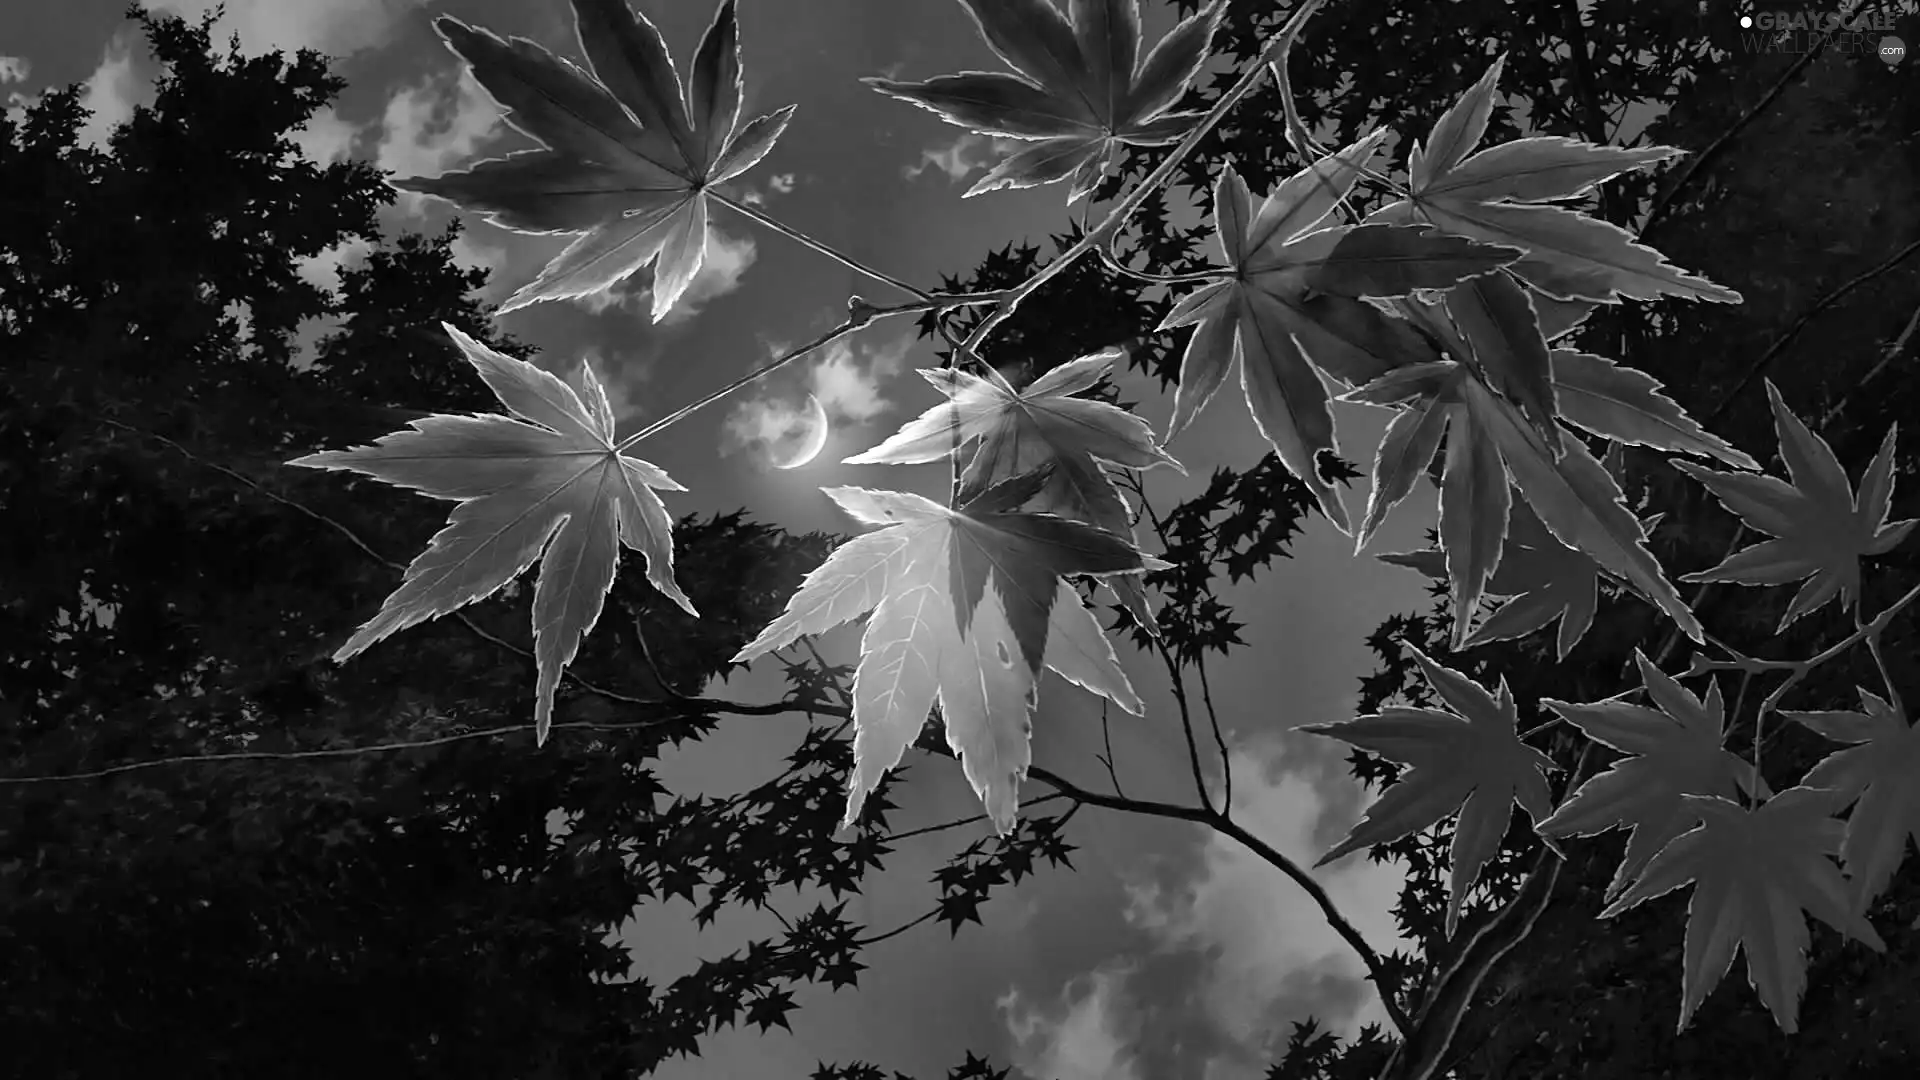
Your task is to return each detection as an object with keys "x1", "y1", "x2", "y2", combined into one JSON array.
[{"x1": 286, "y1": 0, "x2": 1917, "y2": 1039}]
